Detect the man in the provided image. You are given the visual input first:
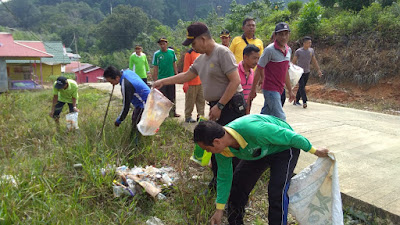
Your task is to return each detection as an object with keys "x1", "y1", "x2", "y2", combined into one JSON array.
[
  {"x1": 219, "y1": 29, "x2": 231, "y2": 47},
  {"x1": 129, "y1": 44, "x2": 150, "y2": 84},
  {"x1": 153, "y1": 22, "x2": 245, "y2": 191},
  {"x1": 292, "y1": 36, "x2": 323, "y2": 109},
  {"x1": 182, "y1": 48, "x2": 205, "y2": 123},
  {"x1": 238, "y1": 44, "x2": 260, "y2": 114},
  {"x1": 249, "y1": 22, "x2": 295, "y2": 121},
  {"x1": 152, "y1": 37, "x2": 180, "y2": 117},
  {"x1": 229, "y1": 18, "x2": 264, "y2": 63},
  {"x1": 193, "y1": 114, "x2": 330, "y2": 225},
  {"x1": 49, "y1": 76, "x2": 79, "y2": 123},
  {"x1": 103, "y1": 66, "x2": 150, "y2": 127}
]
